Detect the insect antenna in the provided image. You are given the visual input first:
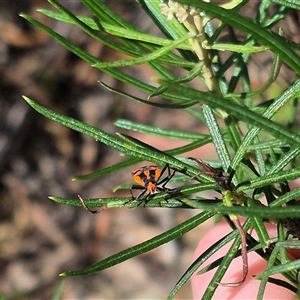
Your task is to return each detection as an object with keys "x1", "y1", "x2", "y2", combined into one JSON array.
[{"x1": 78, "y1": 195, "x2": 107, "y2": 214}]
